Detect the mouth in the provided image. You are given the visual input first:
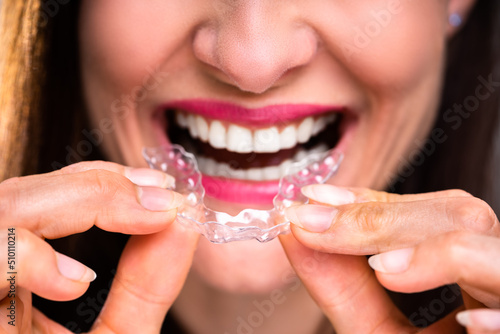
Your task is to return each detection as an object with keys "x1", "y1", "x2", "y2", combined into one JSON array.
[{"x1": 155, "y1": 100, "x2": 356, "y2": 205}]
